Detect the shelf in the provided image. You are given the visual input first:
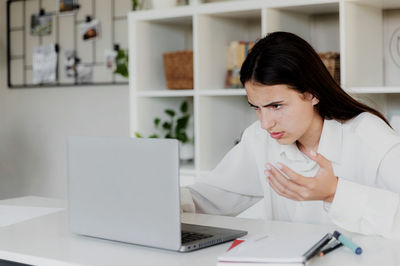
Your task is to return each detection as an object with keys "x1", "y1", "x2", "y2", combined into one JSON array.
[
  {"x1": 274, "y1": 2, "x2": 339, "y2": 15},
  {"x1": 136, "y1": 90, "x2": 195, "y2": 97},
  {"x1": 266, "y1": 3, "x2": 340, "y2": 54},
  {"x1": 199, "y1": 89, "x2": 247, "y2": 96},
  {"x1": 356, "y1": 0, "x2": 400, "y2": 10},
  {"x1": 129, "y1": 0, "x2": 400, "y2": 175},
  {"x1": 342, "y1": 2, "x2": 400, "y2": 88},
  {"x1": 197, "y1": 9, "x2": 262, "y2": 91},
  {"x1": 346, "y1": 87, "x2": 400, "y2": 94},
  {"x1": 197, "y1": 95, "x2": 256, "y2": 170},
  {"x1": 132, "y1": 15, "x2": 193, "y2": 92},
  {"x1": 132, "y1": 96, "x2": 194, "y2": 148},
  {"x1": 129, "y1": 5, "x2": 194, "y2": 21}
]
